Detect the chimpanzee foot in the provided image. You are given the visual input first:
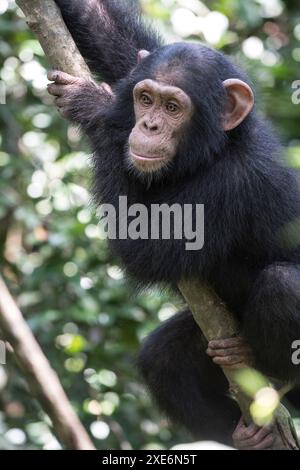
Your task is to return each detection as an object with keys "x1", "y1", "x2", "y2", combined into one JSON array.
[
  {"x1": 206, "y1": 336, "x2": 254, "y2": 368},
  {"x1": 232, "y1": 418, "x2": 275, "y2": 450}
]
